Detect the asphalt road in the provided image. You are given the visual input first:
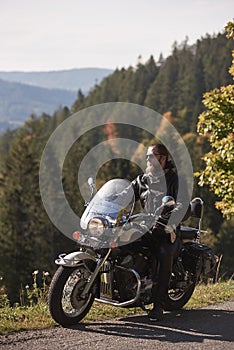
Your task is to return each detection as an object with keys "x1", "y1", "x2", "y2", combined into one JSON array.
[{"x1": 1, "y1": 301, "x2": 234, "y2": 350}]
